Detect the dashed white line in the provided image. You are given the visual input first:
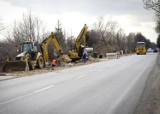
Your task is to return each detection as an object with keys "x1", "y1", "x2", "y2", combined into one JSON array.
[
  {"x1": 34, "y1": 85, "x2": 55, "y2": 93},
  {"x1": 77, "y1": 75, "x2": 86, "y2": 79},
  {"x1": 0, "y1": 84, "x2": 55, "y2": 105}
]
